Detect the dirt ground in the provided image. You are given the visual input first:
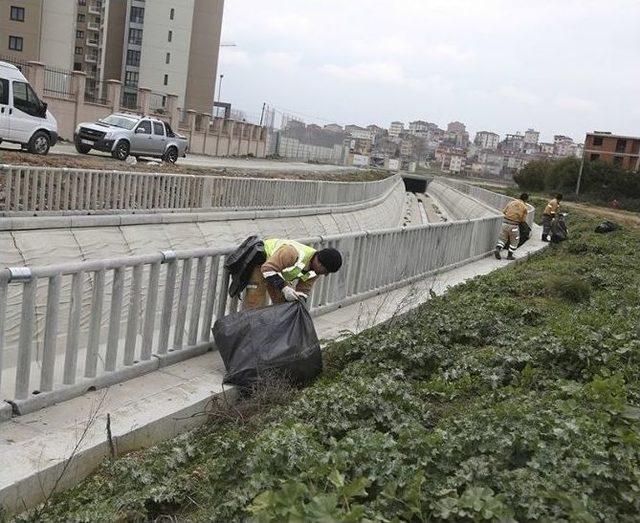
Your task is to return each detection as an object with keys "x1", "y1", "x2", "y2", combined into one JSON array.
[
  {"x1": 563, "y1": 202, "x2": 640, "y2": 228},
  {"x1": 0, "y1": 150, "x2": 390, "y2": 182}
]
